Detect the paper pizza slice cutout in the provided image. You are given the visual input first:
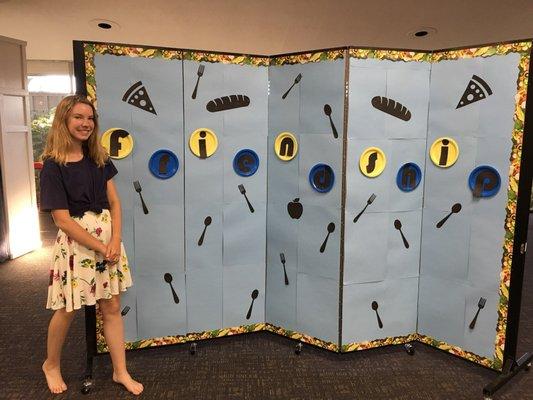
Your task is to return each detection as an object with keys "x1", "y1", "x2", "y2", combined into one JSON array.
[
  {"x1": 456, "y1": 74, "x2": 493, "y2": 109},
  {"x1": 122, "y1": 81, "x2": 157, "y2": 115}
]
